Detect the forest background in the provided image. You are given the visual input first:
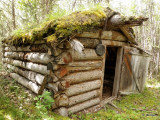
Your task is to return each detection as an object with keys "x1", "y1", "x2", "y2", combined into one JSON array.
[{"x1": 0, "y1": 0, "x2": 159, "y2": 78}]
